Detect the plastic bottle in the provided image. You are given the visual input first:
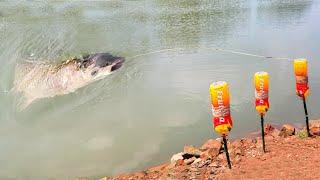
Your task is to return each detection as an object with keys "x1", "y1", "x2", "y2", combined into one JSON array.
[
  {"x1": 209, "y1": 81, "x2": 232, "y2": 135},
  {"x1": 254, "y1": 71, "x2": 269, "y2": 114},
  {"x1": 294, "y1": 59, "x2": 309, "y2": 98}
]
